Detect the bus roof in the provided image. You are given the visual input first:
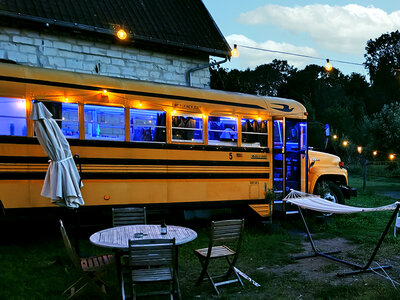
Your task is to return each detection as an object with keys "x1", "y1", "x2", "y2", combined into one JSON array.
[{"x1": 0, "y1": 62, "x2": 307, "y2": 119}]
